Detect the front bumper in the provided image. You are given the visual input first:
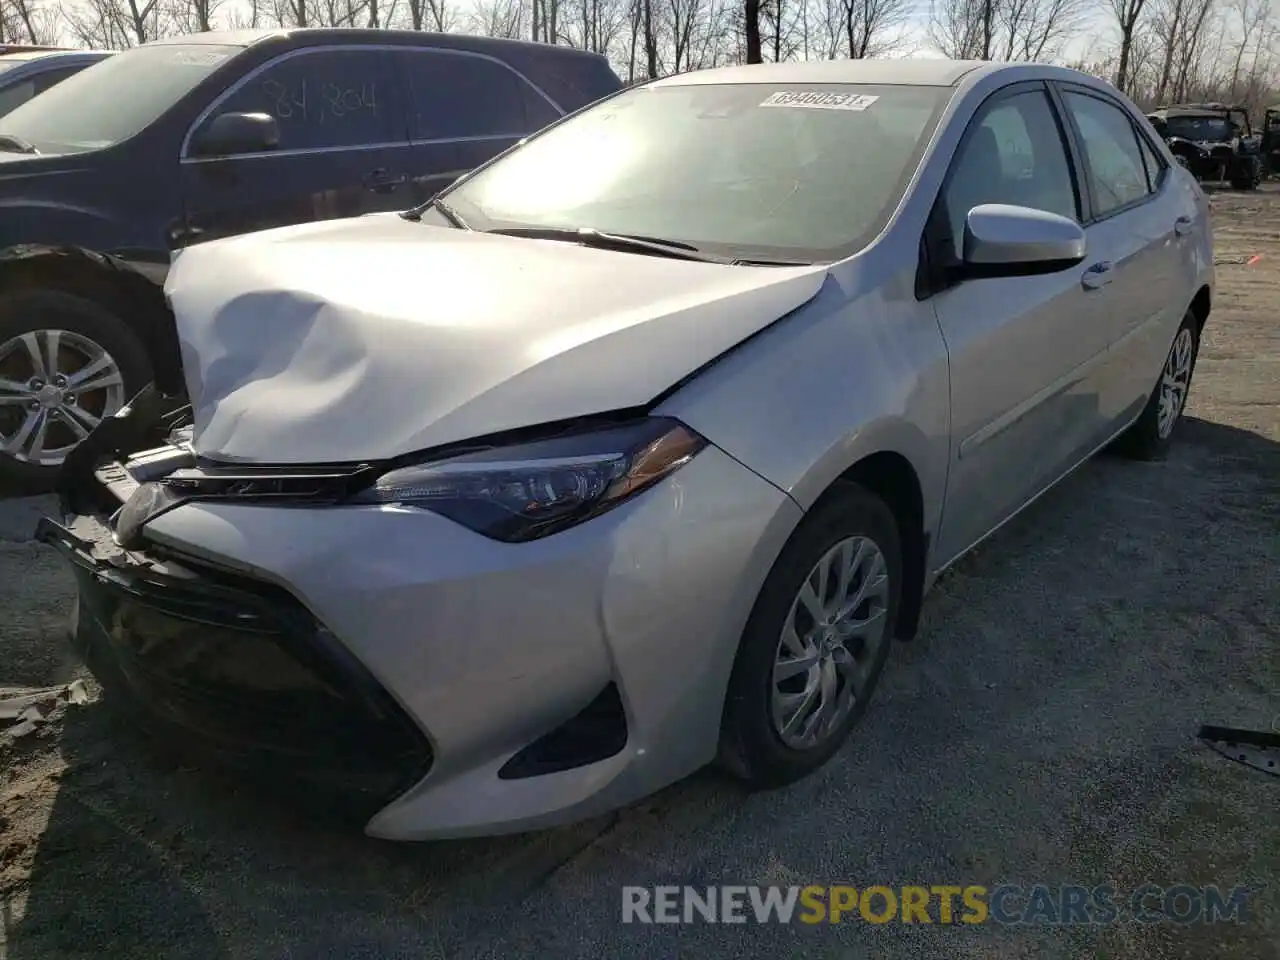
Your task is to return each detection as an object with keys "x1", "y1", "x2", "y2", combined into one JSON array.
[
  {"x1": 40, "y1": 395, "x2": 802, "y2": 839},
  {"x1": 40, "y1": 514, "x2": 435, "y2": 826}
]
